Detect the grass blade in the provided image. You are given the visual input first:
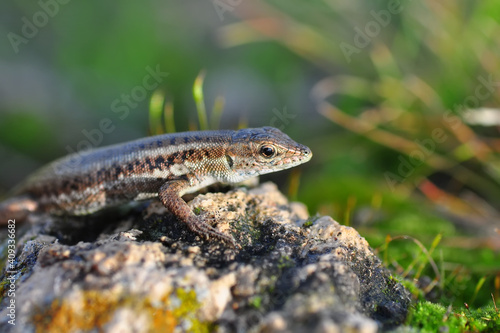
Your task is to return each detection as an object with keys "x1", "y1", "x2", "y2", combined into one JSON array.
[
  {"x1": 149, "y1": 90, "x2": 165, "y2": 135},
  {"x1": 193, "y1": 70, "x2": 209, "y2": 131}
]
